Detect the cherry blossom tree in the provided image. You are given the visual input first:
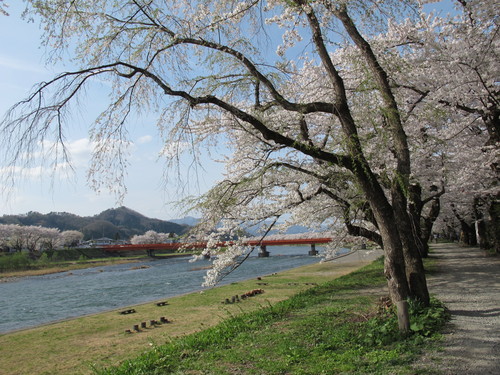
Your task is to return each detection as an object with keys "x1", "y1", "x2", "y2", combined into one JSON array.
[
  {"x1": 0, "y1": 224, "x2": 26, "y2": 252},
  {"x1": 130, "y1": 230, "x2": 173, "y2": 244},
  {"x1": 0, "y1": 224, "x2": 61, "y2": 254},
  {"x1": 57, "y1": 230, "x2": 84, "y2": 247},
  {"x1": 0, "y1": 224, "x2": 18, "y2": 251},
  {"x1": 384, "y1": 0, "x2": 499, "y2": 251},
  {"x1": 4, "y1": 0, "x2": 497, "y2": 330}
]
